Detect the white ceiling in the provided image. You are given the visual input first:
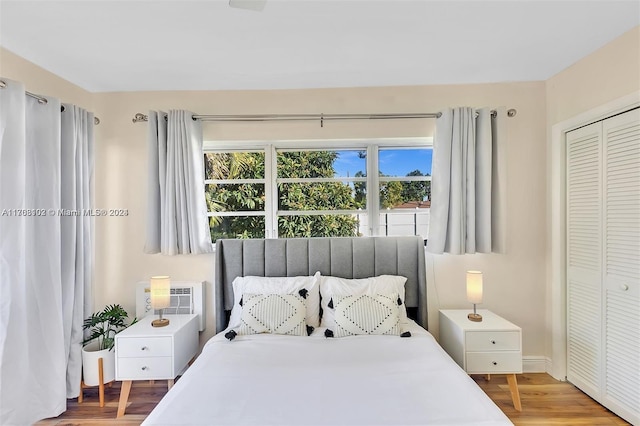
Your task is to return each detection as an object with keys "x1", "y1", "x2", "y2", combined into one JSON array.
[{"x1": 1, "y1": 0, "x2": 638, "y2": 92}]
